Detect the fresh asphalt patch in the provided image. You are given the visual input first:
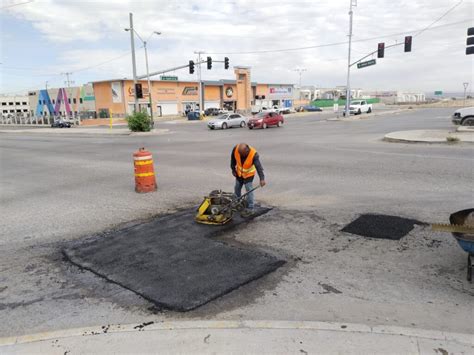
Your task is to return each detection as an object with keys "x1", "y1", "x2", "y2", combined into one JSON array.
[
  {"x1": 62, "y1": 207, "x2": 285, "y2": 312},
  {"x1": 341, "y1": 214, "x2": 425, "y2": 240}
]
